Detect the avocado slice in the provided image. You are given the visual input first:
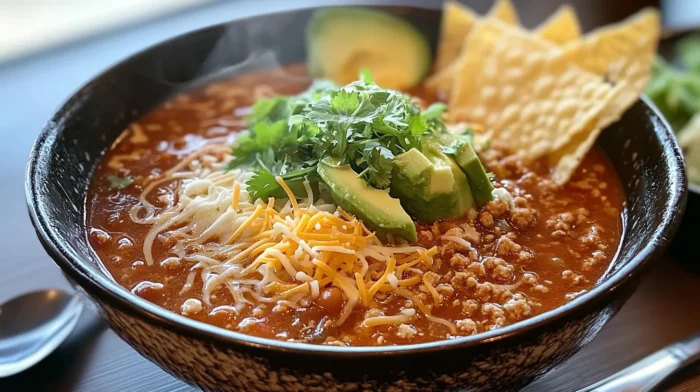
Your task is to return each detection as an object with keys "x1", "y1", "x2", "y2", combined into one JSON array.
[
  {"x1": 453, "y1": 143, "x2": 495, "y2": 207},
  {"x1": 391, "y1": 143, "x2": 474, "y2": 222},
  {"x1": 317, "y1": 162, "x2": 417, "y2": 243},
  {"x1": 306, "y1": 8, "x2": 431, "y2": 90}
]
